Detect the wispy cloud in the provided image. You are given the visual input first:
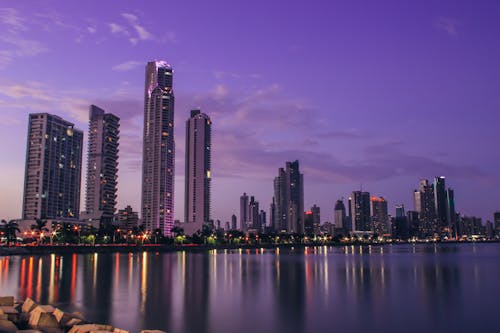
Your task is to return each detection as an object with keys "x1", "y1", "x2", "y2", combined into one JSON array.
[
  {"x1": 435, "y1": 17, "x2": 460, "y2": 38},
  {"x1": 0, "y1": 7, "x2": 26, "y2": 32},
  {"x1": 112, "y1": 60, "x2": 143, "y2": 72}
]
